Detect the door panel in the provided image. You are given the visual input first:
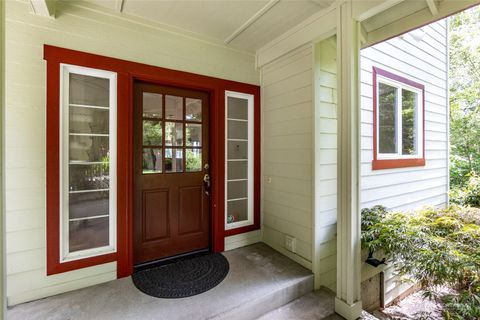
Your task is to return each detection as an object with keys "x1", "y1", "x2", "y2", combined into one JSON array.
[
  {"x1": 142, "y1": 189, "x2": 169, "y2": 242},
  {"x1": 178, "y1": 186, "x2": 203, "y2": 235},
  {"x1": 134, "y1": 82, "x2": 210, "y2": 265}
]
